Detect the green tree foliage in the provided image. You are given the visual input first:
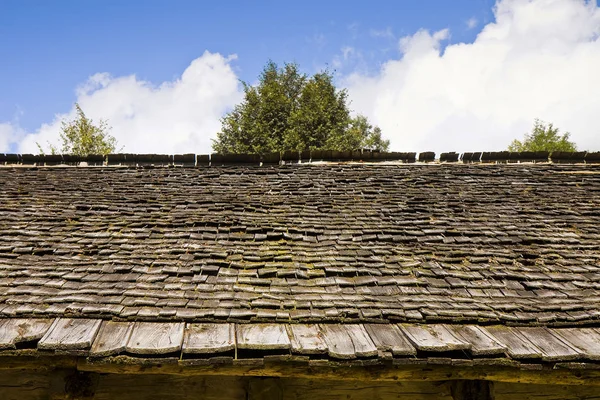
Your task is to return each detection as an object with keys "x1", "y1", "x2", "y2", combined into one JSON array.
[
  {"x1": 508, "y1": 119, "x2": 577, "y2": 152},
  {"x1": 213, "y1": 61, "x2": 389, "y2": 154},
  {"x1": 213, "y1": 61, "x2": 305, "y2": 154},
  {"x1": 286, "y1": 72, "x2": 350, "y2": 151},
  {"x1": 345, "y1": 115, "x2": 390, "y2": 152},
  {"x1": 37, "y1": 103, "x2": 119, "y2": 156}
]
